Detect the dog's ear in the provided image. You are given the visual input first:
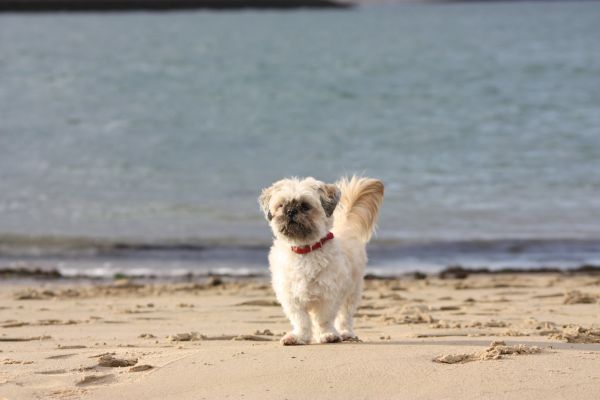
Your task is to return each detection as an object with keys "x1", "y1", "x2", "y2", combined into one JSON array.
[
  {"x1": 319, "y1": 183, "x2": 341, "y2": 217},
  {"x1": 258, "y1": 185, "x2": 276, "y2": 221}
]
